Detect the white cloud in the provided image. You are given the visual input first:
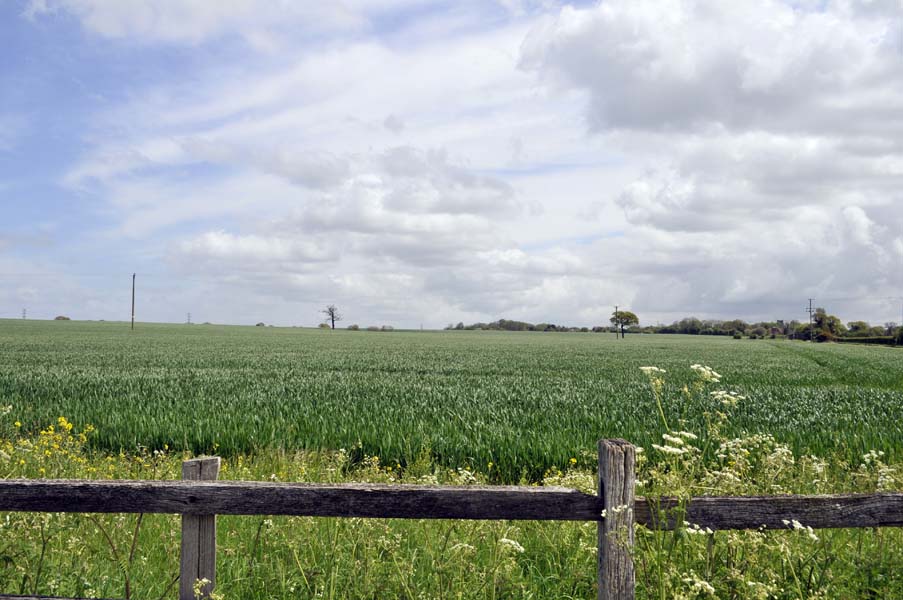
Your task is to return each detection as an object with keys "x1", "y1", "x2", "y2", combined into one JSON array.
[
  {"x1": 24, "y1": 0, "x2": 365, "y2": 44},
  {"x1": 520, "y1": 0, "x2": 903, "y2": 135}
]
